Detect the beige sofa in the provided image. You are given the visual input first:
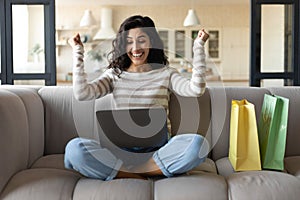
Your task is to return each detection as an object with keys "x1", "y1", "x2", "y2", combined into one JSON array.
[{"x1": 0, "y1": 85, "x2": 299, "y2": 200}]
